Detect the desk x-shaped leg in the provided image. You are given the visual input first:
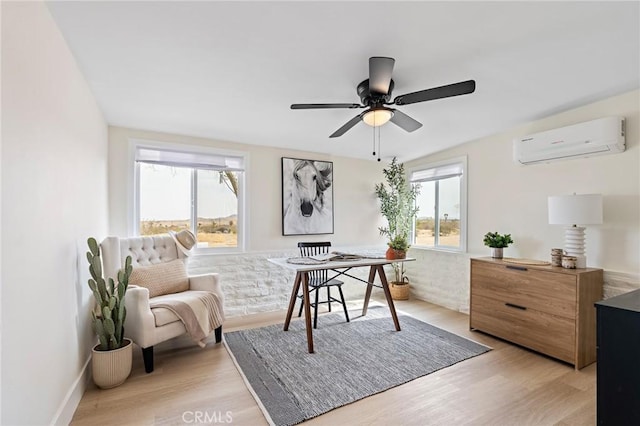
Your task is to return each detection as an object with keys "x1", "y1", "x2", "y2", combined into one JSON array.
[{"x1": 284, "y1": 264, "x2": 401, "y2": 354}]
